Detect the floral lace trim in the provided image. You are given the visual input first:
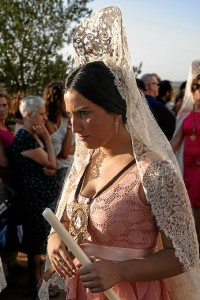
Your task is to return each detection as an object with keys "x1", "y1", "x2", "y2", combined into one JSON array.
[{"x1": 141, "y1": 157, "x2": 198, "y2": 270}]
